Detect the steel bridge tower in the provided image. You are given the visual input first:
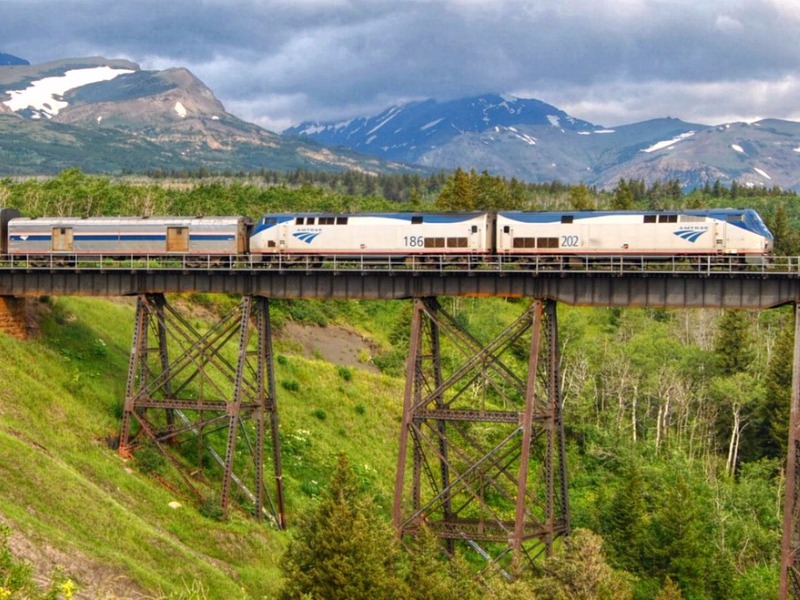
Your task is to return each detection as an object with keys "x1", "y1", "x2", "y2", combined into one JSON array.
[
  {"x1": 118, "y1": 293, "x2": 285, "y2": 527},
  {"x1": 392, "y1": 297, "x2": 569, "y2": 574}
]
